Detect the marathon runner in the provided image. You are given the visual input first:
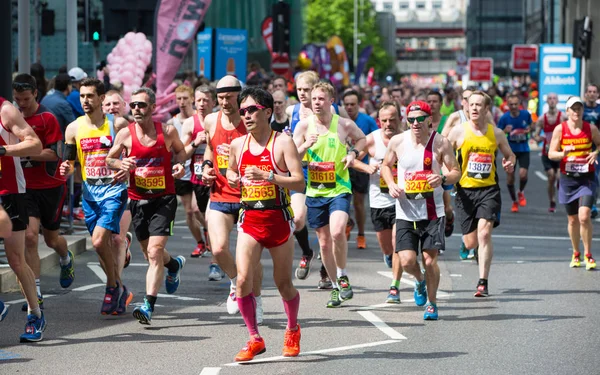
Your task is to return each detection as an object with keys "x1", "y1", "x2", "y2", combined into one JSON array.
[
  {"x1": 201, "y1": 76, "x2": 263, "y2": 320},
  {"x1": 293, "y1": 81, "x2": 366, "y2": 308},
  {"x1": 60, "y1": 78, "x2": 132, "y2": 316},
  {"x1": 0, "y1": 96, "x2": 45, "y2": 341},
  {"x1": 533, "y1": 93, "x2": 567, "y2": 212},
  {"x1": 270, "y1": 90, "x2": 289, "y2": 132},
  {"x1": 227, "y1": 87, "x2": 303, "y2": 361},
  {"x1": 547, "y1": 96, "x2": 600, "y2": 271},
  {"x1": 12, "y1": 74, "x2": 74, "y2": 313},
  {"x1": 351, "y1": 101, "x2": 404, "y2": 303},
  {"x1": 497, "y1": 94, "x2": 533, "y2": 213},
  {"x1": 446, "y1": 91, "x2": 516, "y2": 297},
  {"x1": 105, "y1": 87, "x2": 187, "y2": 324}
]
